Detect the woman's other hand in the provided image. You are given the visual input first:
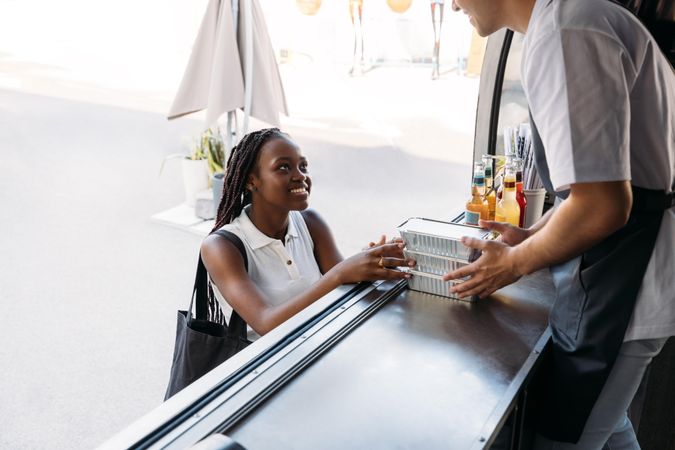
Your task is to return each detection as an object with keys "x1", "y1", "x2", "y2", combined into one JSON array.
[
  {"x1": 479, "y1": 220, "x2": 532, "y2": 247},
  {"x1": 335, "y1": 243, "x2": 414, "y2": 284},
  {"x1": 363, "y1": 234, "x2": 404, "y2": 250}
]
